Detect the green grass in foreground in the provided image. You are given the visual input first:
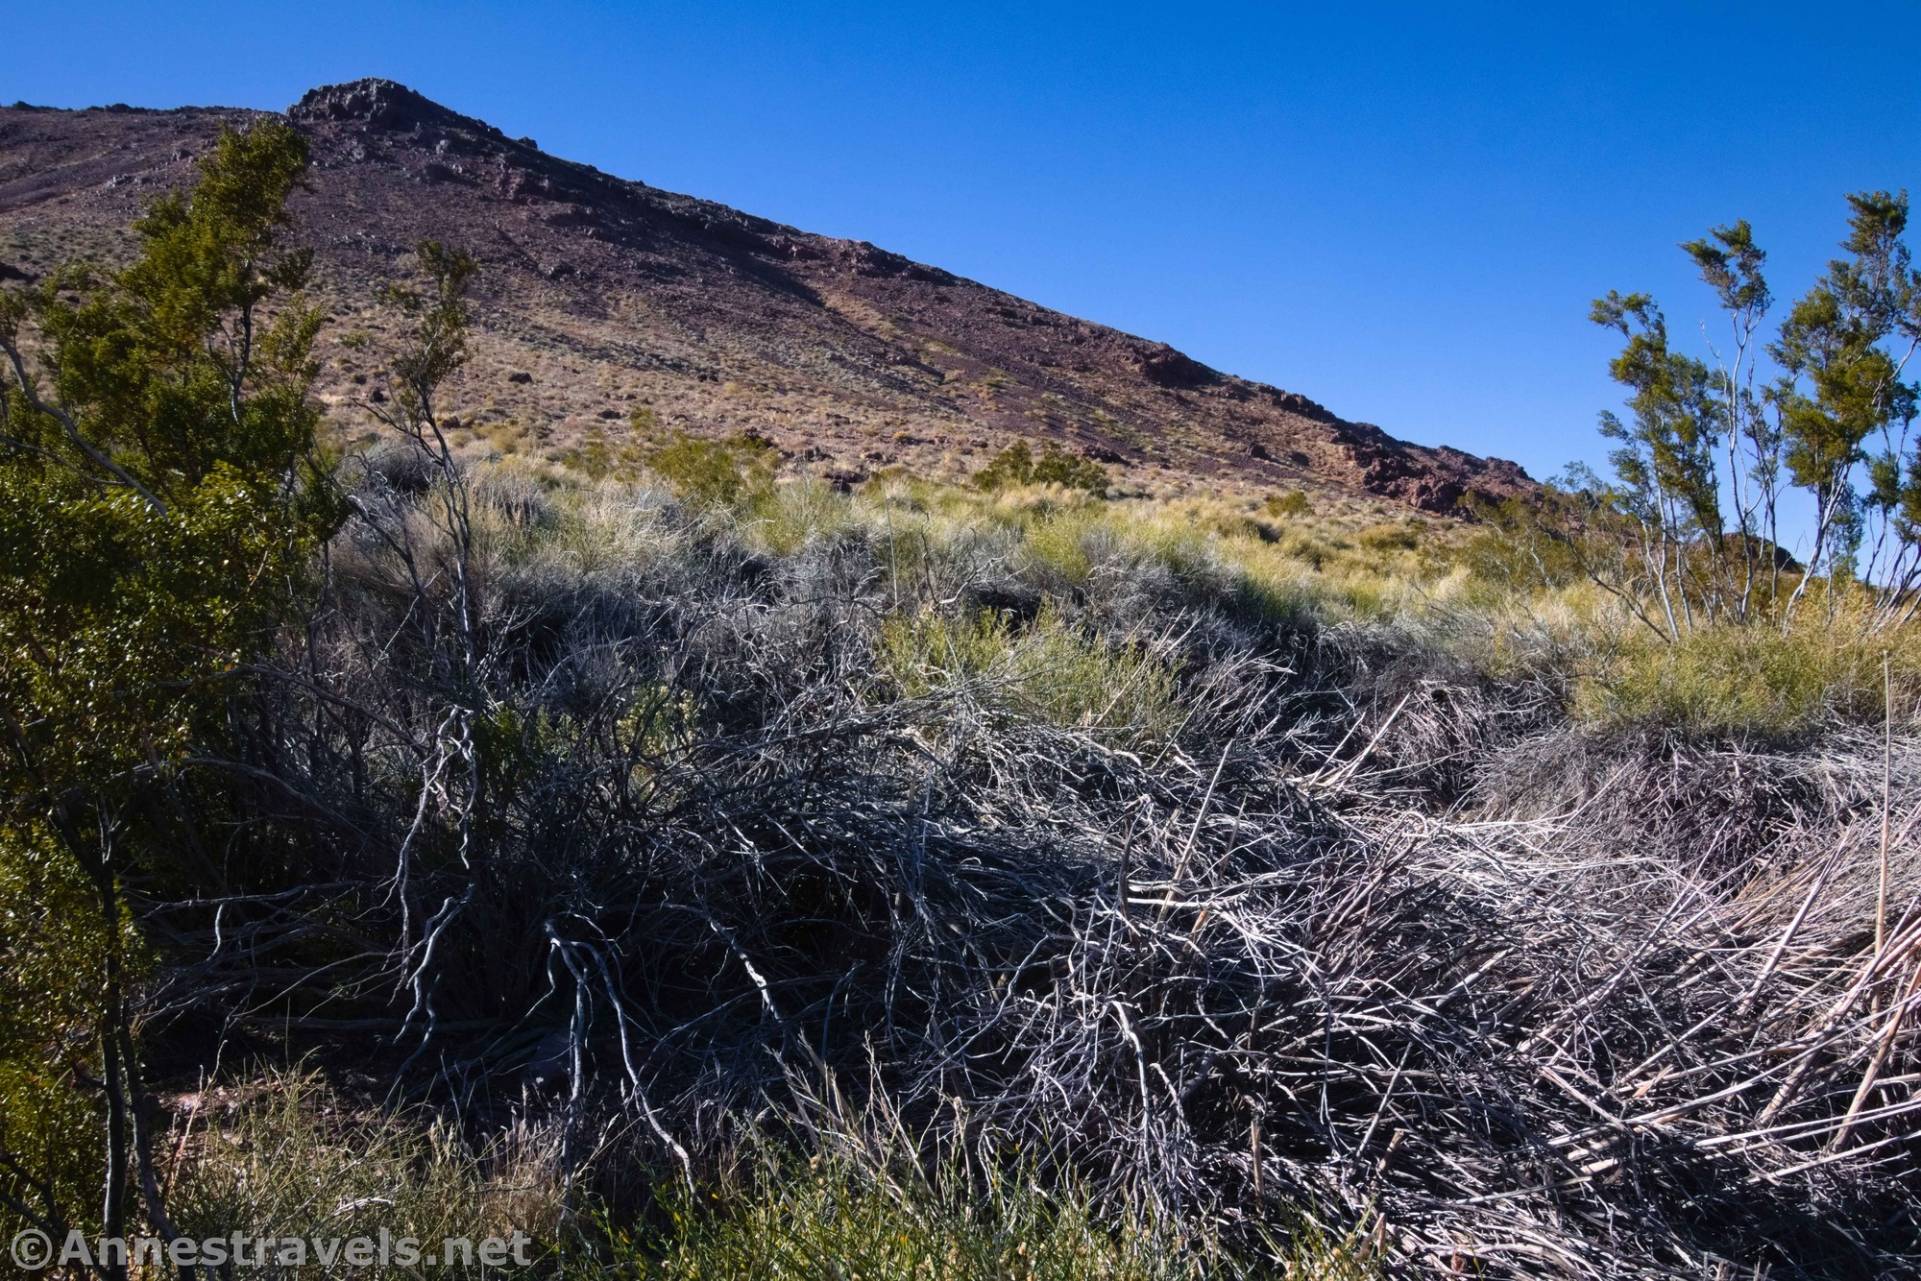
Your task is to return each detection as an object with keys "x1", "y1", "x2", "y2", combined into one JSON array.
[
  {"x1": 630, "y1": 1164, "x2": 1221, "y2": 1281},
  {"x1": 159, "y1": 1074, "x2": 1376, "y2": 1279},
  {"x1": 600, "y1": 1156, "x2": 1375, "y2": 1280}
]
